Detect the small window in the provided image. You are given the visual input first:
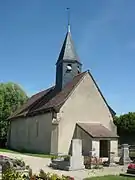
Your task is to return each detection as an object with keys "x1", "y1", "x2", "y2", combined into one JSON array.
[
  {"x1": 66, "y1": 64, "x2": 72, "y2": 72},
  {"x1": 77, "y1": 66, "x2": 80, "y2": 74}
]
